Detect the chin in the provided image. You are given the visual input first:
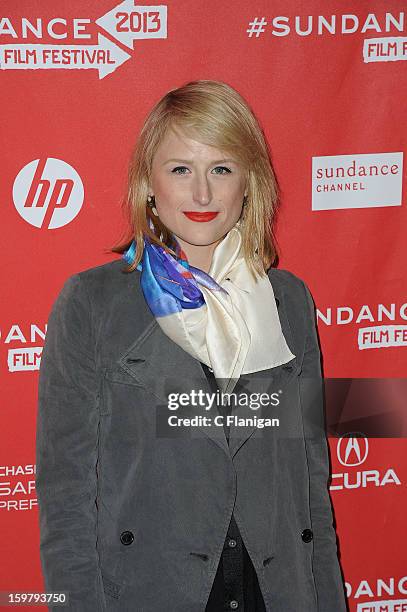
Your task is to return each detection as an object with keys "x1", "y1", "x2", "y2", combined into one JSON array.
[
  {"x1": 179, "y1": 234, "x2": 222, "y2": 247},
  {"x1": 174, "y1": 228, "x2": 227, "y2": 246}
]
